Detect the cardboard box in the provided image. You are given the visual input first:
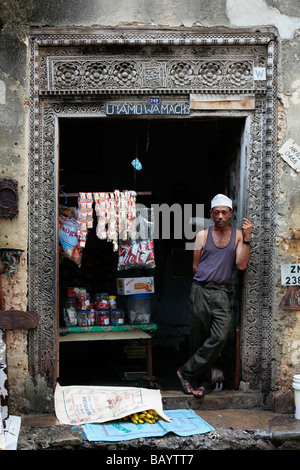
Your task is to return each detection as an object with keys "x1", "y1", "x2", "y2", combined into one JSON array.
[{"x1": 117, "y1": 277, "x2": 154, "y2": 295}]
